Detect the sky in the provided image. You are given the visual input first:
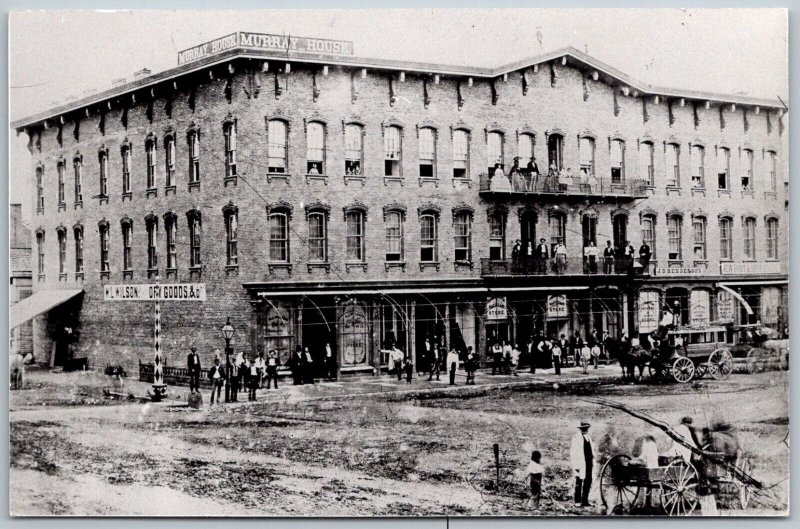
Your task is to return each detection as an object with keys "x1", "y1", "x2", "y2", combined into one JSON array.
[{"x1": 8, "y1": 8, "x2": 788, "y2": 220}]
